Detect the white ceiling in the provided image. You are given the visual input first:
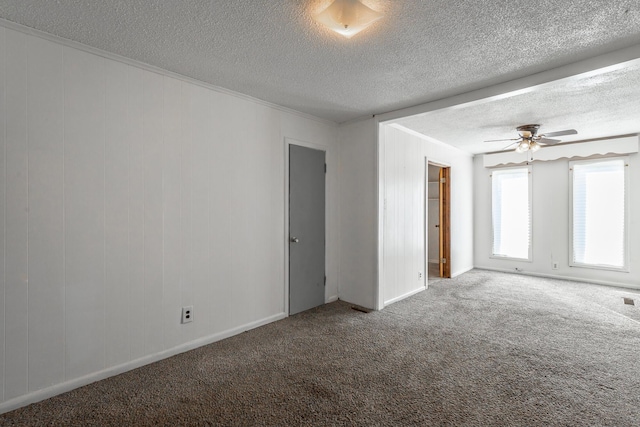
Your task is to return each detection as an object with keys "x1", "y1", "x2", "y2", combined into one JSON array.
[
  {"x1": 1, "y1": 0, "x2": 640, "y2": 126},
  {"x1": 0, "y1": 0, "x2": 640, "y2": 122},
  {"x1": 394, "y1": 58, "x2": 640, "y2": 154}
]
